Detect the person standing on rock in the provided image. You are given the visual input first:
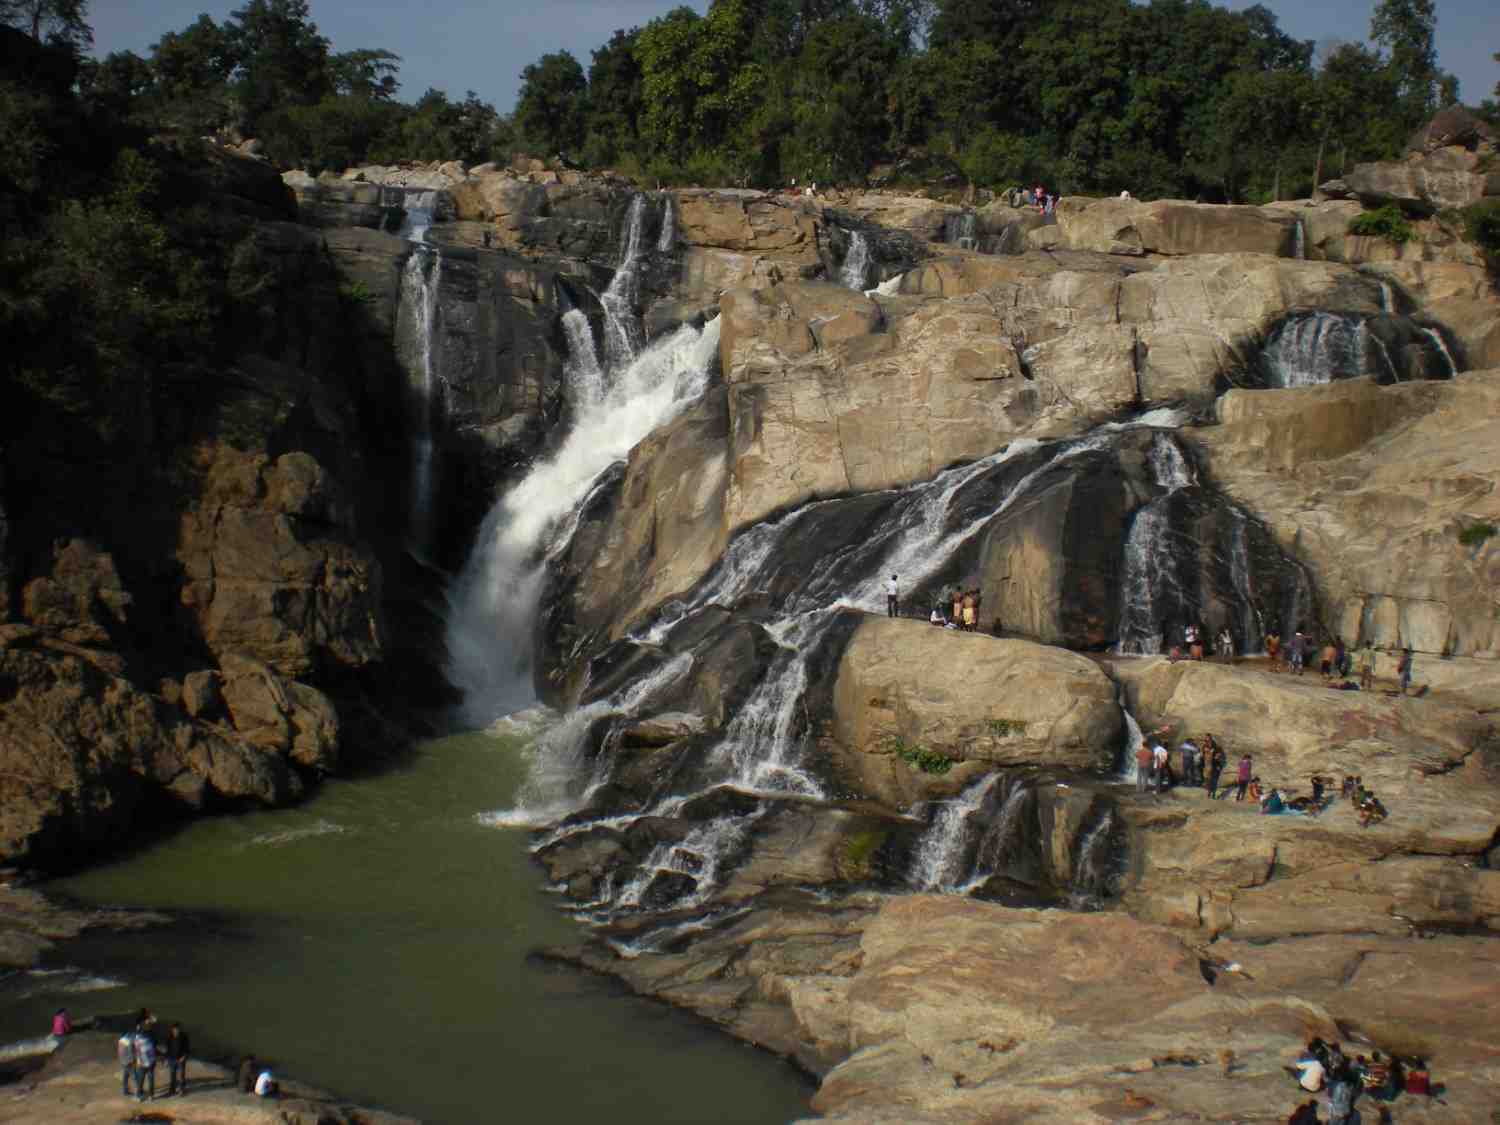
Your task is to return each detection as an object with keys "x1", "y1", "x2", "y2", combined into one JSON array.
[
  {"x1": 887, "y1": 574, "x2": 899, "y2": 619},
  {"x1": 1359, "y1": 642, "x2": 1377, "y2": 691},
  {"x1": 1152, "y1": 739, "x2": 1170, "y2": 793},
  {"x1": 962, "y1": 589, "x2": 976, "y2": 631},
  {"x1": 165, "y1": 1023, "x2": 191, "y2": 1097},
  {"x1": 1266, "y1": 630, "x2": 1282, "y2": 672},
  {"x1": 1179, "y1": 737, "x2": 1199, "y2": 788},
  {"x1": 133, "y1": 1024, "x2": 157, "y2": 1101},
  {"x1": 50, "y1": 1008, "x2": 71, "y2": 1038},
  {"x1": 1235, "y1": 753, "x2": 1253, "y2": 801},
  {"x1": 117, "y1": 1029, "x2": 138, "y2": 1098},
  {"x1": 951, "y1": 588, "x2": 963, "y2": 626},
  {"x1": 1205, "y1": 736, "x2": 1226, "y2": 798},
  {"x1": 1134, "y1": 740, "x2": 1153, "y2": 793},
  {"x1": 1398, "y1": 647, "x2": 1414, "y2": 695},
  {"x1": 1289, "y1": 631, "x2": 1306, "y2": 675}
]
